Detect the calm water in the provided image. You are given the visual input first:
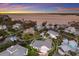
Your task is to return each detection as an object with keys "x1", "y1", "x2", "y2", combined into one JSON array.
[{"x1": 7, "y1": 14, "x2": 79, "y2": 25}]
